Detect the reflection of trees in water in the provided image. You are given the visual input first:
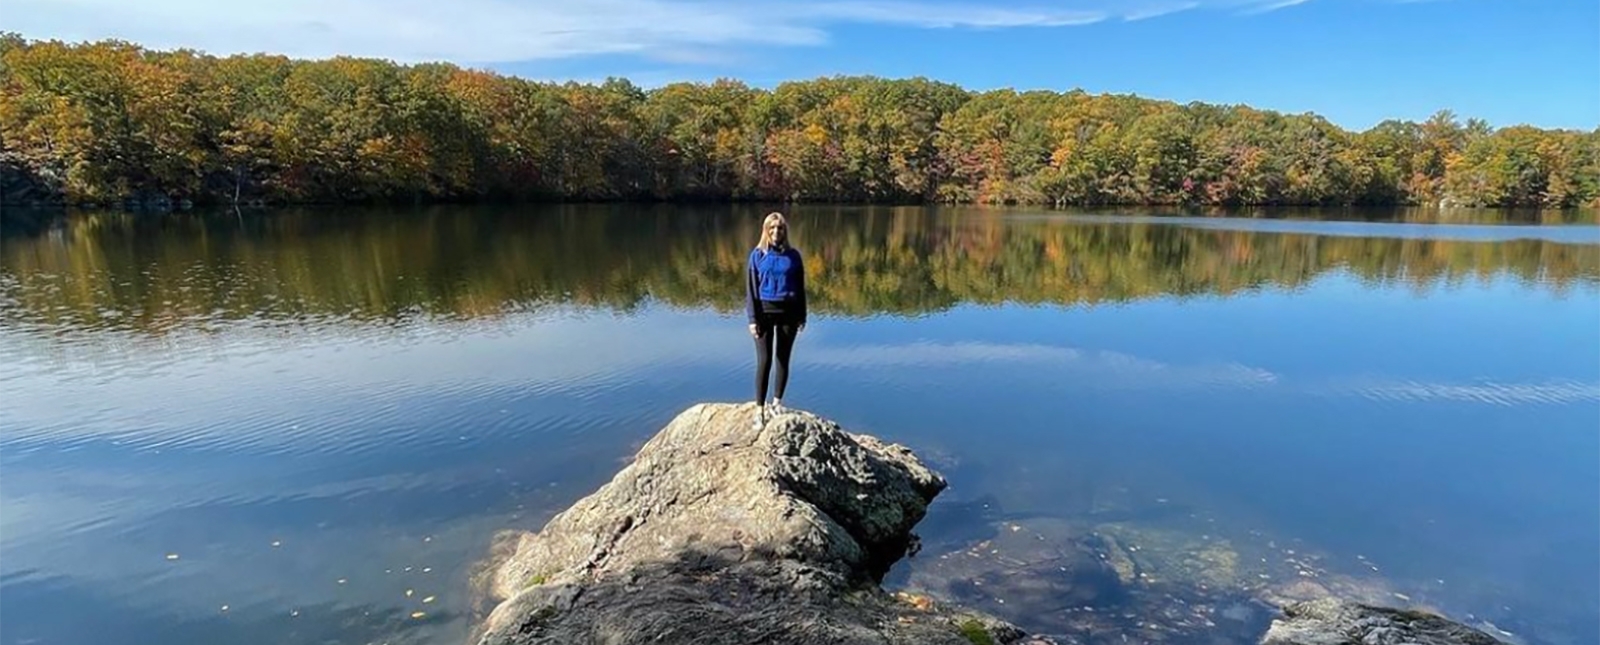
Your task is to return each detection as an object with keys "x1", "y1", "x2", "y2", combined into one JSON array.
[{"x1": 2, "y1": 205, "x2": 1596, "y2": 334}]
